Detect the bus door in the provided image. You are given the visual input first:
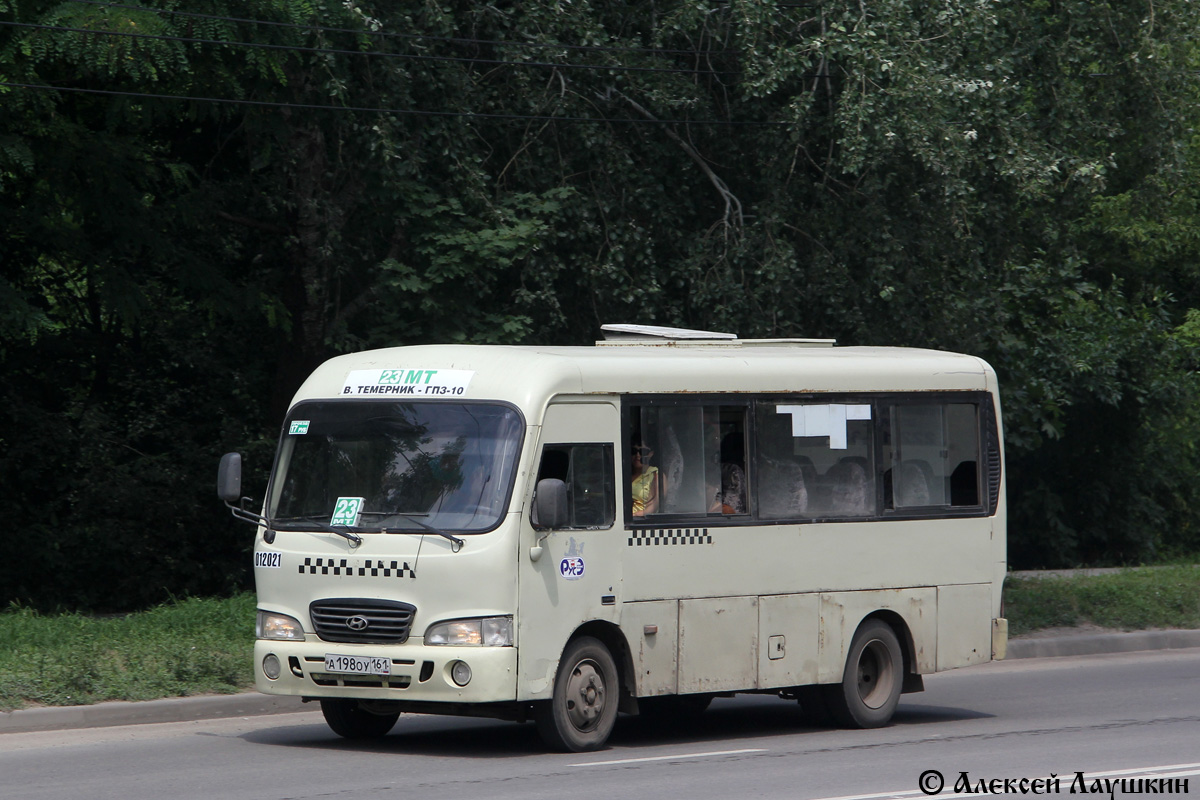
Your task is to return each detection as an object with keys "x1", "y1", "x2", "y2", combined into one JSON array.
[{"x1": 516, "y1": 401, "x2": 622, "y2": 700}]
